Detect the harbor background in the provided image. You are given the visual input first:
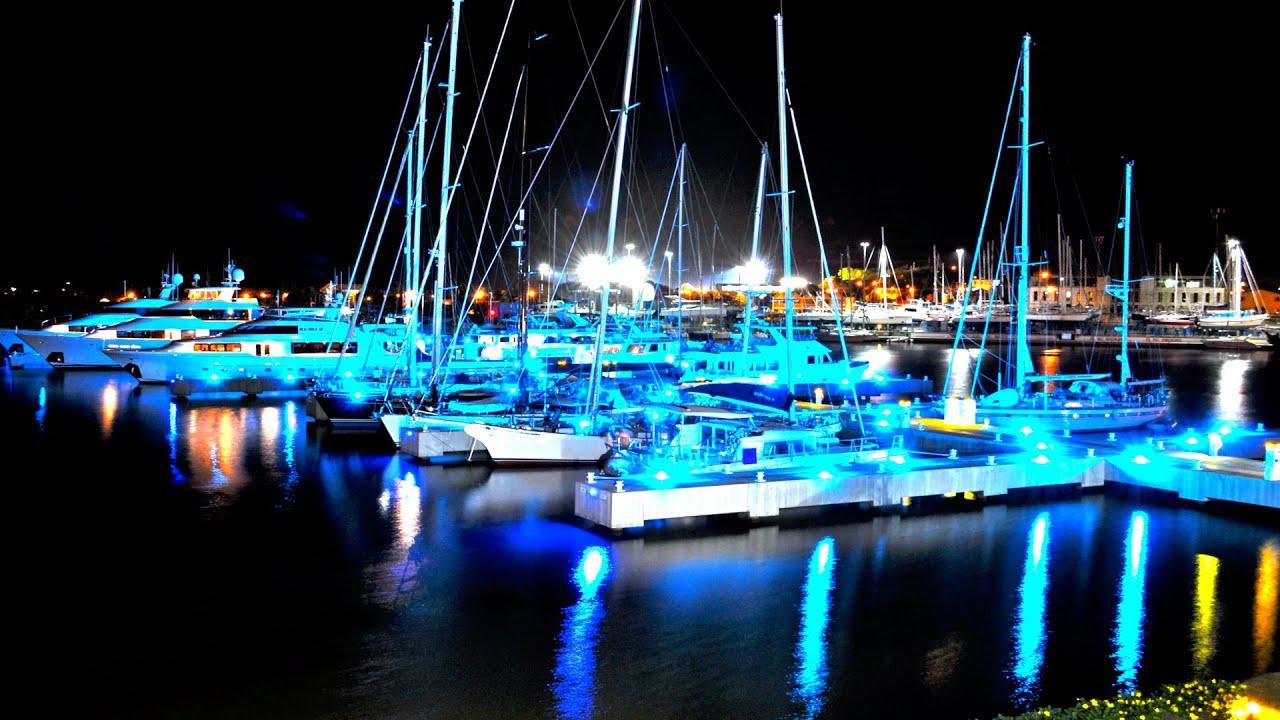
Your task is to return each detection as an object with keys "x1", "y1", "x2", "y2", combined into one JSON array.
[{"x1": 3, "y1": 343, "x2": 1276, "y2": 719}]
